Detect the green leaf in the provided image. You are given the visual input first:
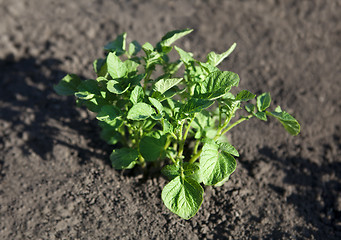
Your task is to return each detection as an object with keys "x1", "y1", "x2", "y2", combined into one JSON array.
[
  {"x1": 163, "y1": 60, "x2": 183, "y2": 77},
  {"x1": 195, "y1": 71, "x2": 239, "y2": 100},
  {"x1": 107, "y1": 80, "x2": 130, "y2": 94},
  {"x1": 148, "y1": 97, "x2": 163, "y2": 114},
  {"x1": 253, "y1": 111, "x2": 267, "y2": 121},
  {"x1": 162, "y1": 119, "x2": 173, "y2": 134},
  {"x1": 266, "y1": 107, "x2": 300, "y2": 135},
  {"x1": 161, "y1": 164, "x2": 180, "y2": 180},
  {"x1": 142, "y1": 42, "x2": 154, "y2": 53},
  {"x1": 127, "y1": 102, "x2": 155, "y2": 120},
  {"x1": 200, "y1": 142, "x2": 237, "y2": 185},
  {"x1": 183, "y1": 162, "x2": 200, "y2": 177},
  {"x1": 75, "y1": 79, "x2": 100, "y2": 100},
  {"x1": 245, "y1": 103, "x2": 255, "y2": 113},
  {"x1": 124, "y1": 60, "x2": 139, "y2": 73},
  {"x1": 128, "y1": 40, "x2": 142, "y2": 56},
  {"x1": 184, "y1": 162, "x2": 202, "y2": 183},
  {"x1": 153, "y1": 78, "x2": 183, "y2": 94},
  {"x1": 221, "y1": 98, "x2": 239, "y2": 119},
  {"x1": 130, "y1": 85, "x2": 144, "y2": 104},
  {"x1": 98, "y1": 122, "x2": 122, "y2": 145},
  {"x1": 139, "y1": 133, "x2": 167, "y2": 162},
  {"x1": 181, "y1": 98, "x2": 214, "y2": 115},
  {"x1": 110, "y1": 148, "x2": 138, "y2": 169},
  {"x1": 157, "y1": 29, "x2": 193, "y2": 47},
  {"x1": 236, "y1": 90, "x2": 256, "y2": 101},
  {"x1": 104, "y1": 32, "x2": 126, "y2": 56},
  {"x1": 96, "y1": 105, "x2": 121, "y2": 125},
  {"x1": 191, "y1": 110, "x2": 212, "y2": 139},
  {"x1": 93, "y1": 58, "x2": 107, "y2": 77},
  {"x1": 198, "y1": 62, "x2": 220, "y2": 75},
  {"x1": 257, "y1": 92, "x2": 271, "y2": 112},
  {"x1": 161, "y1": 176, "x2": 203, "y2": 220},
  {"x1": 107, "y1": 52, "x2": 127, "y2": 79},
  {"x1": 54, "y1": 74, "x2": 81, "y2": 96},
  {"x1": 216, "y1": 141, "x2": 239, "y2": 157},
  {"x1": 77, "y1": 96, "x2": 107, "y2": 113},
  {"x1": 174, "y1": 46, "x2": 194, "y2": 65},
  {"x1": 206, "y1": 43, "x2": 236, "y2": 66}
]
